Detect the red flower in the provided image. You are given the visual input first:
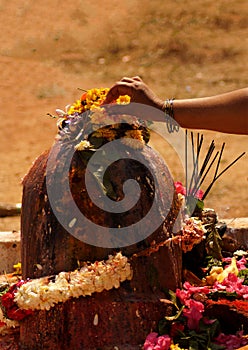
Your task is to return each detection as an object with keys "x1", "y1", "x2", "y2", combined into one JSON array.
[
  {"x1": 170, "y1": 322, "x2": 185, "y2": 337},
  {"x1": 1, "y1": 280, "x2": 33, "y2": 321},
  {"x1": 6, "y1": 306, "x2": 33, "y2": 321},
  {"x1": 174, "y1": 182, "x2": 204, "y2": 199},
  {"x1": 0, "y1": 320, "x2": 6, "y2": 327},
  {"x1": 174, "y1": 182, "x2": 186, "y2": 196},
  {"x1": 1, "y1": 292, "x2": 15, "y2": 309}
]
